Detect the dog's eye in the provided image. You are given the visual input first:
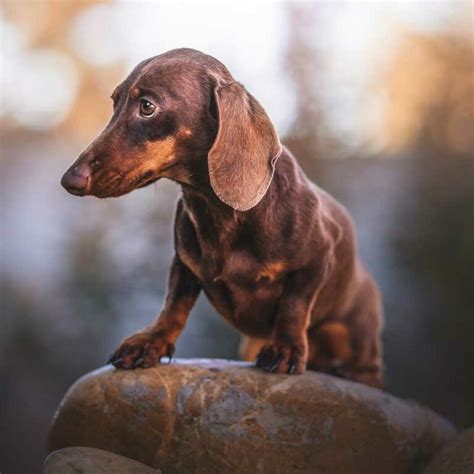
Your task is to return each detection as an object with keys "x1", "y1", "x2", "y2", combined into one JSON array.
[{"x1": 139, "y1": 98, "x2": 156, "y2": 117}]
